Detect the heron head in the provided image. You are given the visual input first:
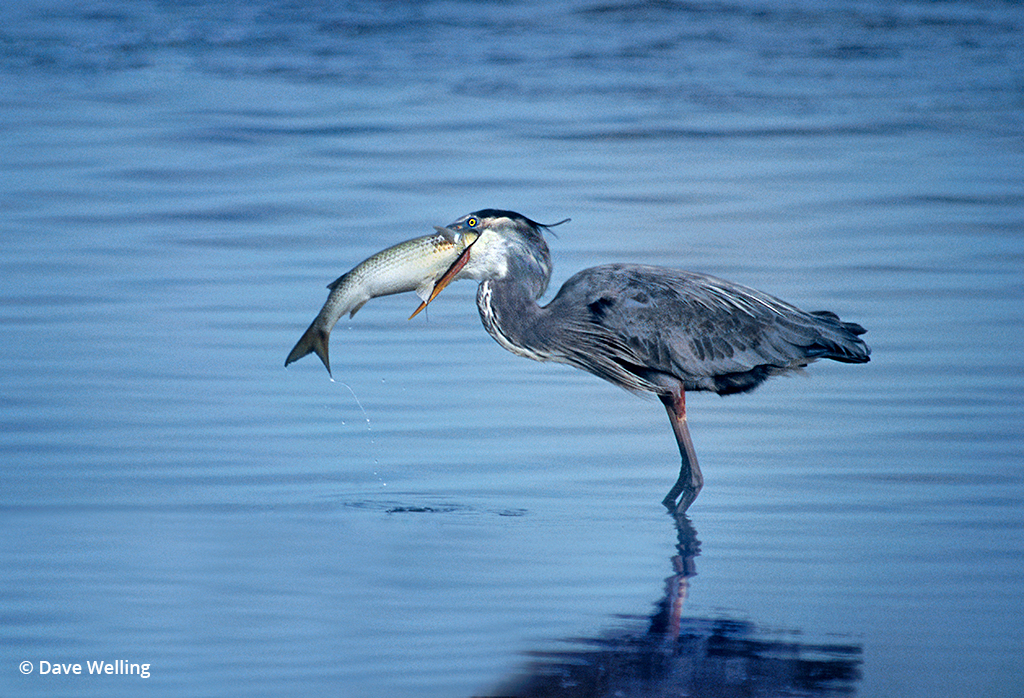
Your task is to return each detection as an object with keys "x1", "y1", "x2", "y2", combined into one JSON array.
[{"x1": 409, "y1": 209, "x2": 566, "y2": 318}]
